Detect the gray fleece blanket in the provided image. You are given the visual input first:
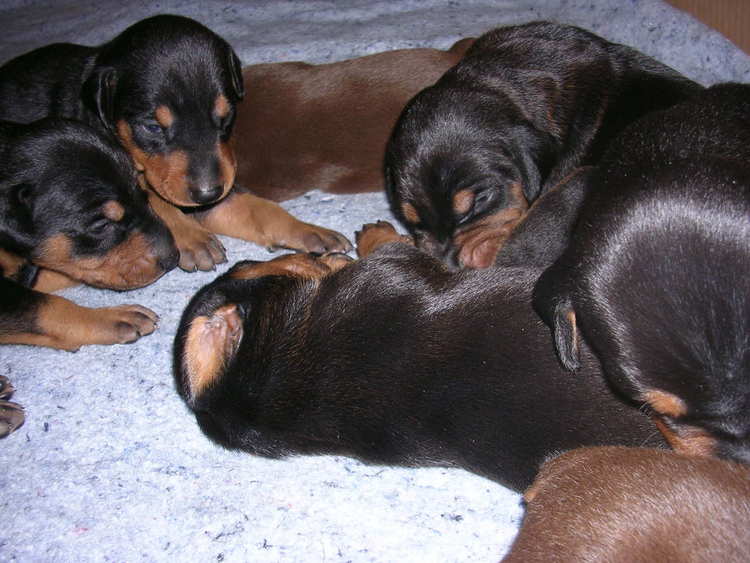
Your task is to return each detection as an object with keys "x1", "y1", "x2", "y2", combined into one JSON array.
[{"x1": 1, "y1": 1, "x2": 748, "y2": 561}]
